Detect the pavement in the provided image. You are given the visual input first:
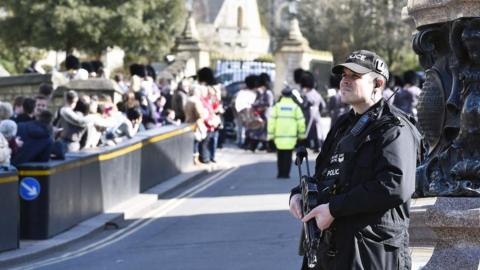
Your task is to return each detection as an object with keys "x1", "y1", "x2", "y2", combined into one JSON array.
[
  {"x1": 411, "y1": 246, "x2": 434, "y2": 269},
  {"x1": 0, "y1": 160, "x2": 228, "y2": 267},
  {"x1": 0, "y1": 145, "x2": 435, "y2": 269}
]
